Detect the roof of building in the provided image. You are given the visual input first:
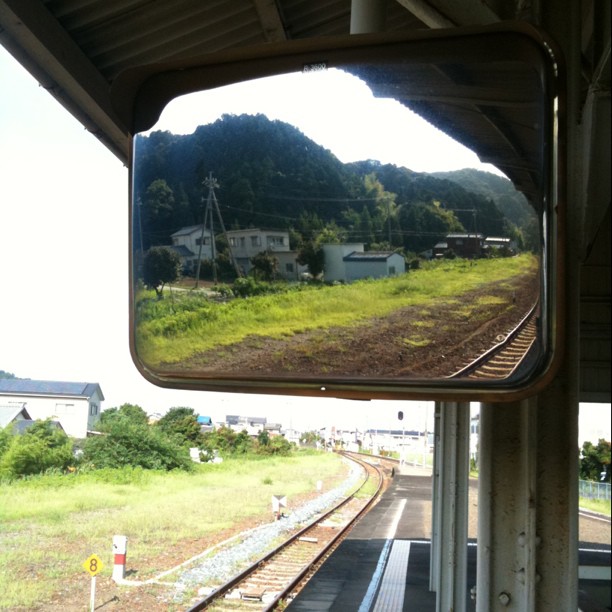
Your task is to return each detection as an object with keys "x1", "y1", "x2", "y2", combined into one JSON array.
[
  {"x1": 343, "y1": 251, "x2": 403, "y2": 262},
  {"x1": 0, "y1": 404, "x2": 32, "y2": 428},
  {"x1": 446, "y1": 233, "x2": 485, "y2": 239},
  {"x1": 226, "y1": 228, "x2": 288, "y2": 236},
  {"x1": 0, "y1": 380, "x2": 104, "y2": 400},
  {"x1": 171, "y1": 224, "x2": 210, "y2": 237},
  {"x1": 11, "y1": 419, "x2": 66, "y2": 435},
  {"x1": 169, "y1": 244, "x2": 195, "y2": 257}
]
